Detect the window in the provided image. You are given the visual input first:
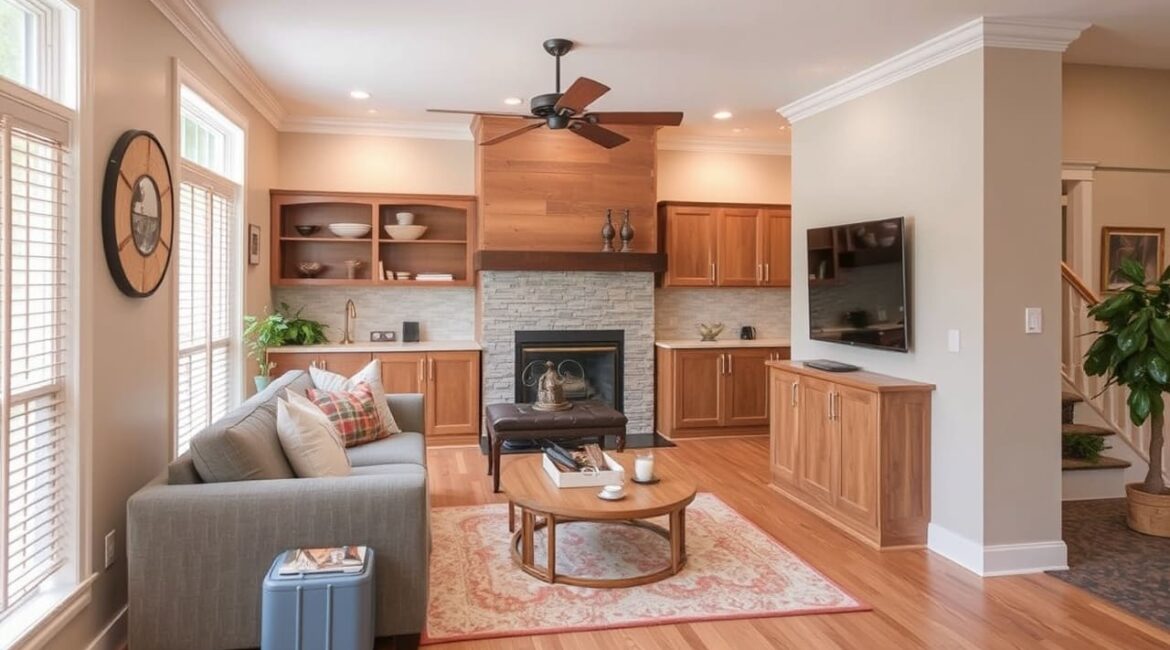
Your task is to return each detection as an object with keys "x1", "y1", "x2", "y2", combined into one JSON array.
[
  {"x1": 0, "y1": 0, "x2": 79, "y2": 640},
  {"x1": 0, "y1": 0, "x2": 78, "y2": 109},
  {"x1": 175, "y1": 82, "x2": 244, "y2": 456}
]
